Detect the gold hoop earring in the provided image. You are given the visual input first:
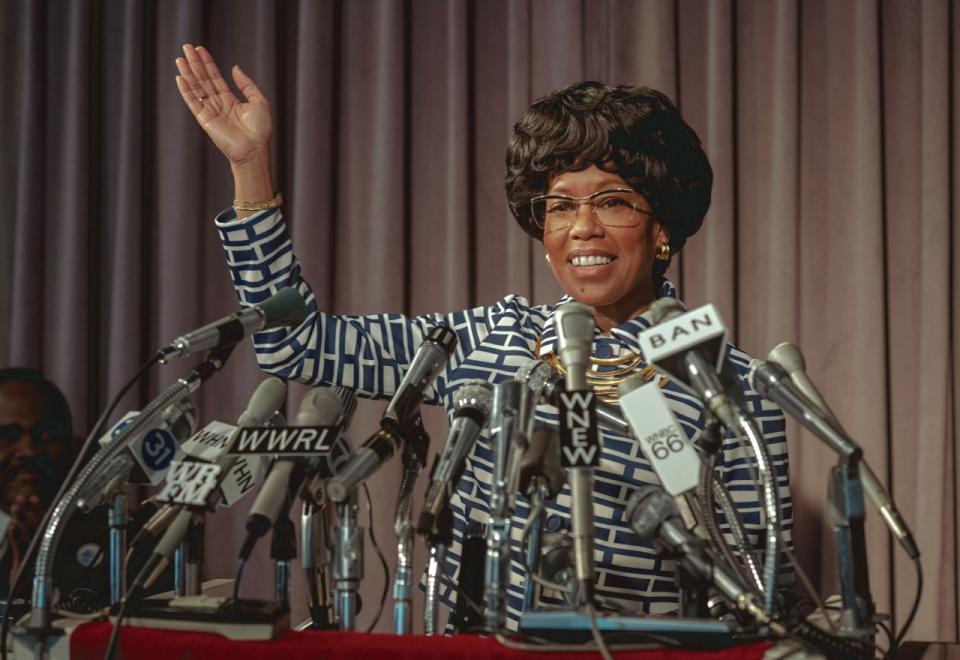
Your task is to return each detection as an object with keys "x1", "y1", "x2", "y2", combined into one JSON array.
[{"x1": 655, "y1": 243, "x2": 671, "y2": 261}]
